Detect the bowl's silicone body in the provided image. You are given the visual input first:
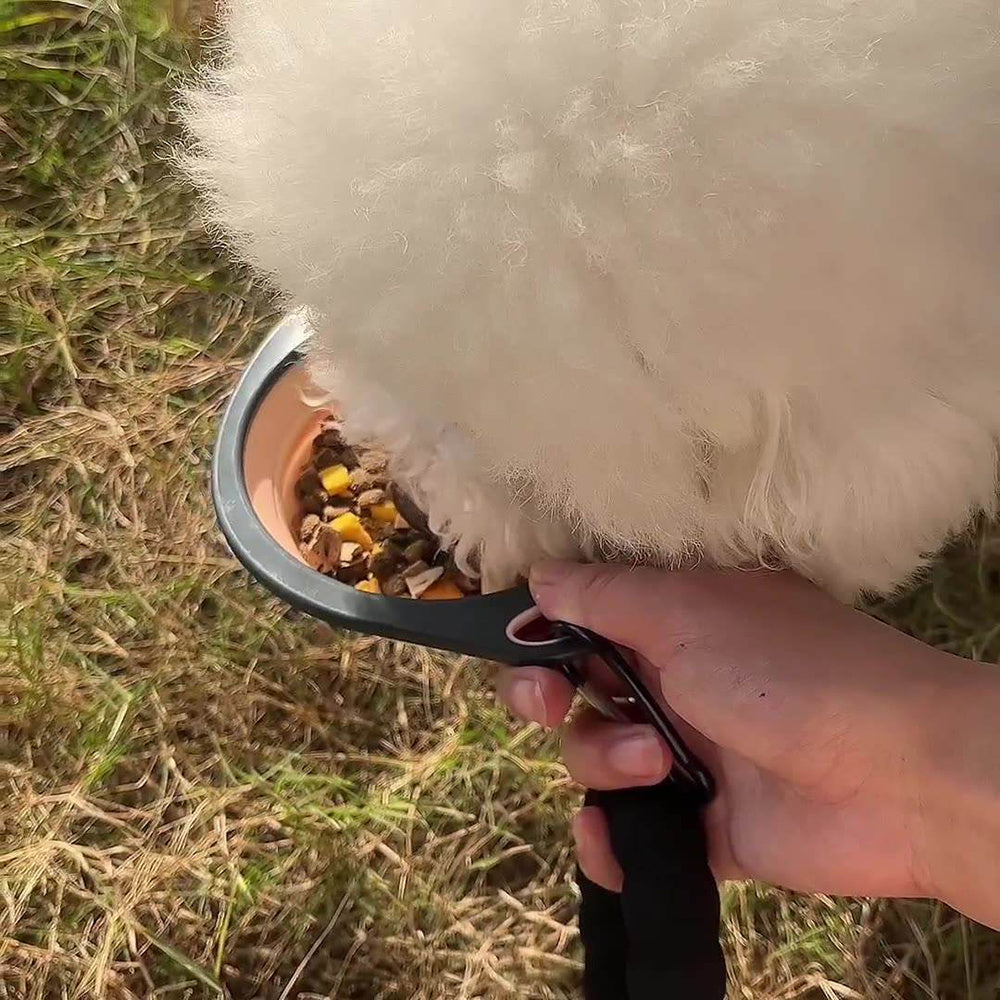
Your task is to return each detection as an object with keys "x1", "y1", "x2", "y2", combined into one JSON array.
[{"x1": 212, "y1": 314, "x2": 587, "y2": 666}]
